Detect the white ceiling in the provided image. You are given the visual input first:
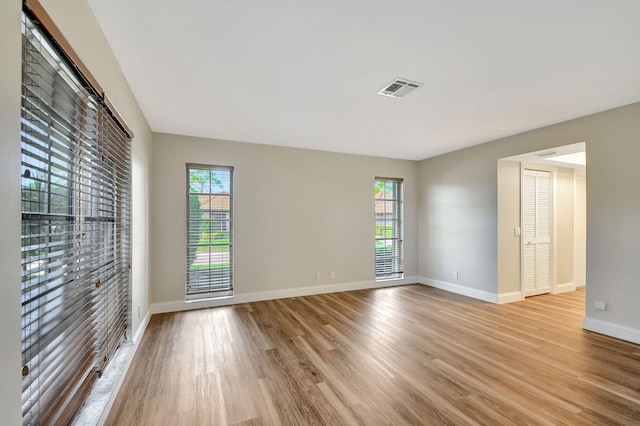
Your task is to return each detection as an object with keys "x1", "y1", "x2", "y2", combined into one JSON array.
[{"x1": 87, "y1": 0, "x2": 640, "y2": 160}]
